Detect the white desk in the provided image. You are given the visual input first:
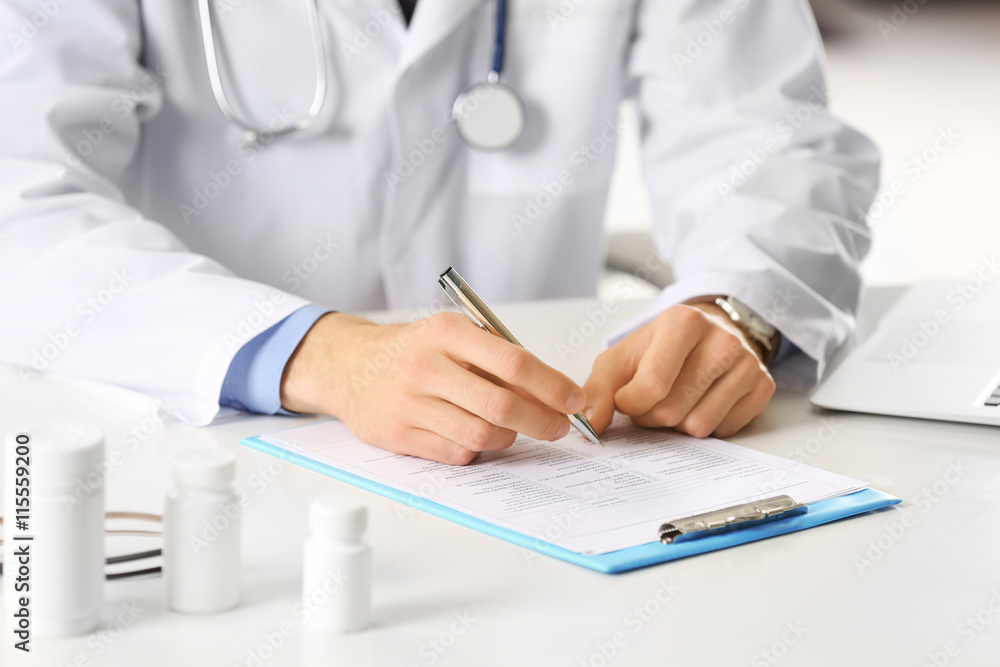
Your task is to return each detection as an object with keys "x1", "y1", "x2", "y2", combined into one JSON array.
[{"x1": 3, "y1": 294, "x2": 999, "y2": 667}]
